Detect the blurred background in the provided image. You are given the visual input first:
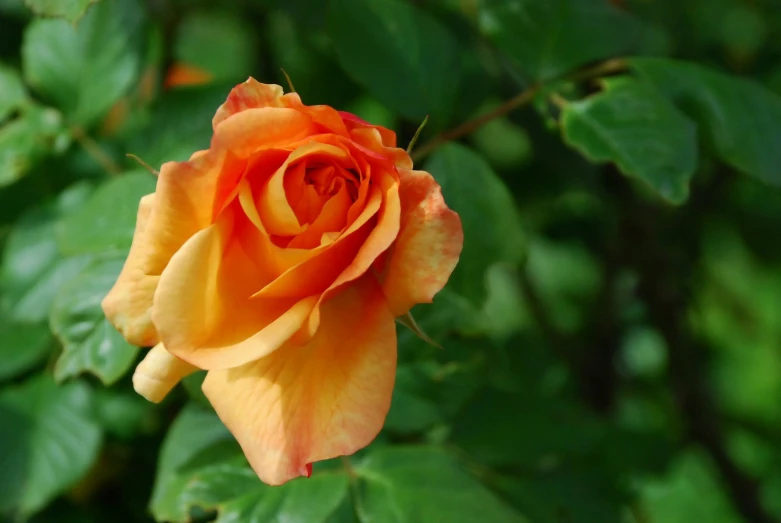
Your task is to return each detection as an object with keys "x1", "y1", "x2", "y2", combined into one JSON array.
[{"x1": 2, "y1": 0, "x2": 781, "y2": 522}]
